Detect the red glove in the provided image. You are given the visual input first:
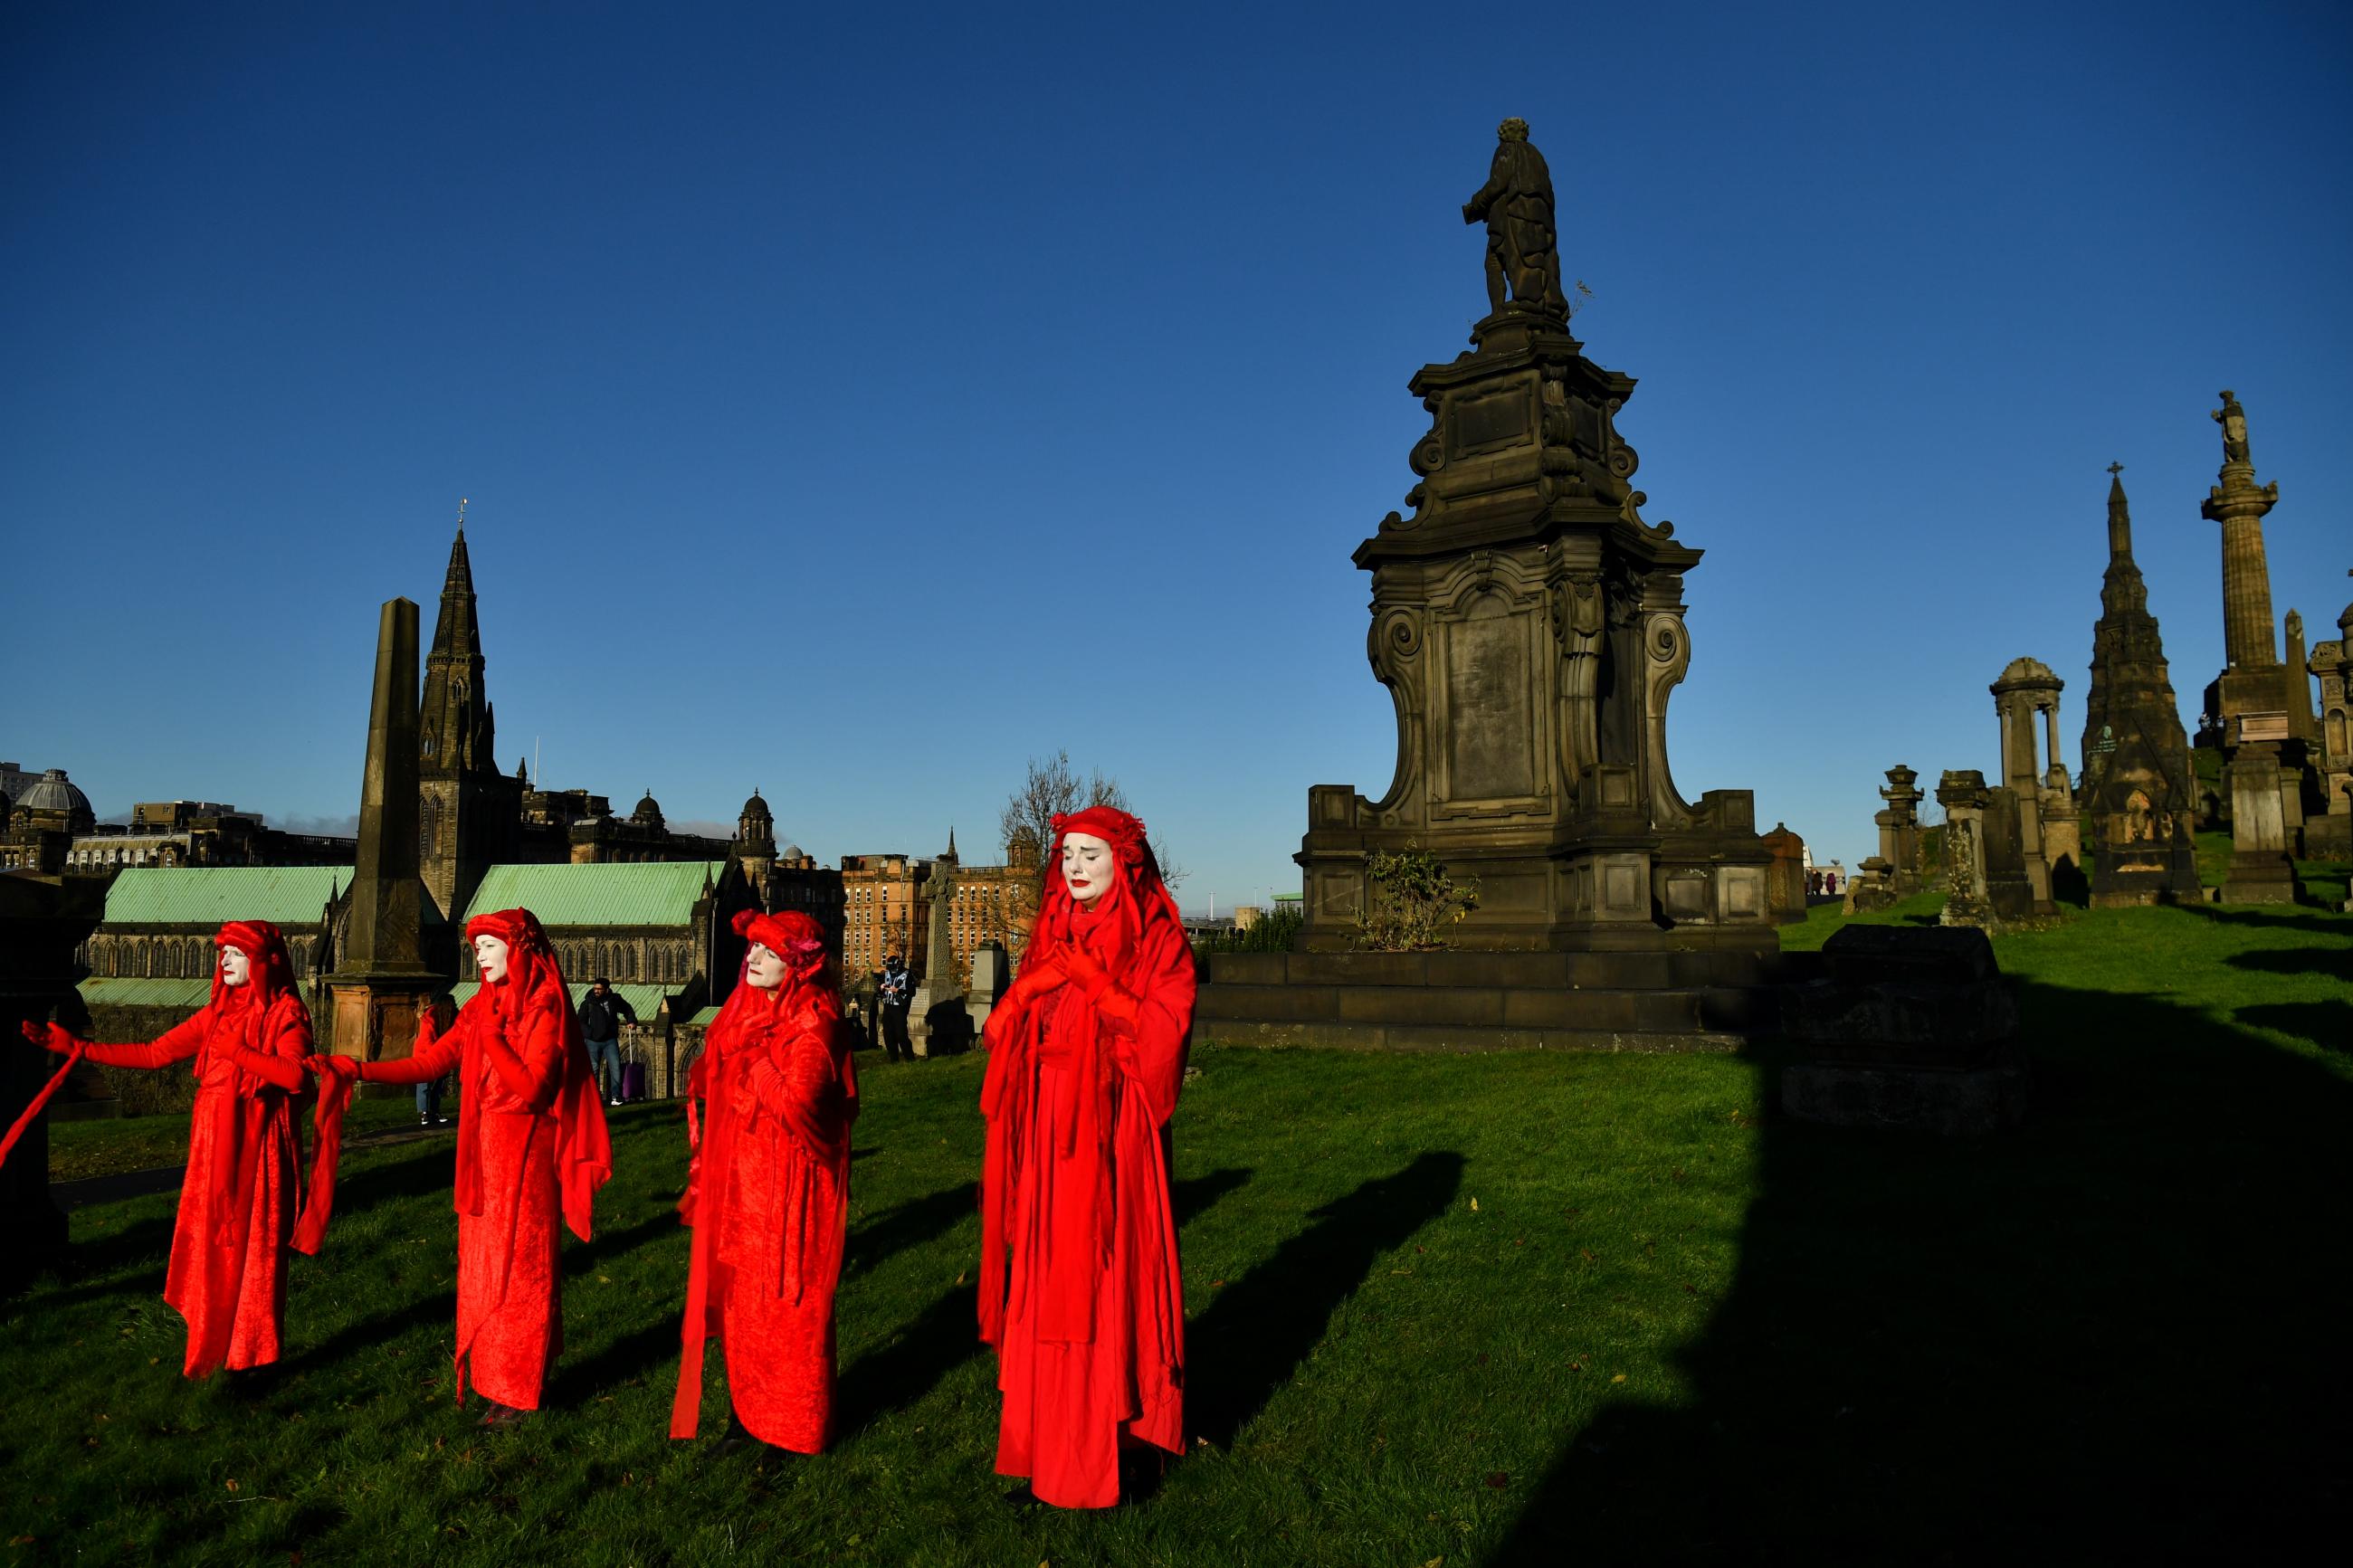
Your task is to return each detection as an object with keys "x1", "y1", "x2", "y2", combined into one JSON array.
[
  {"x1": 21, "y1": 1021, "x2": 80, "y2": 1055},
  {"x1": 310, "y1": 1054, "x2": 361, "y2": 1083},
  {"x1": 1003, "y1": 948, "x2": 1069, "y2": 1009}
]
